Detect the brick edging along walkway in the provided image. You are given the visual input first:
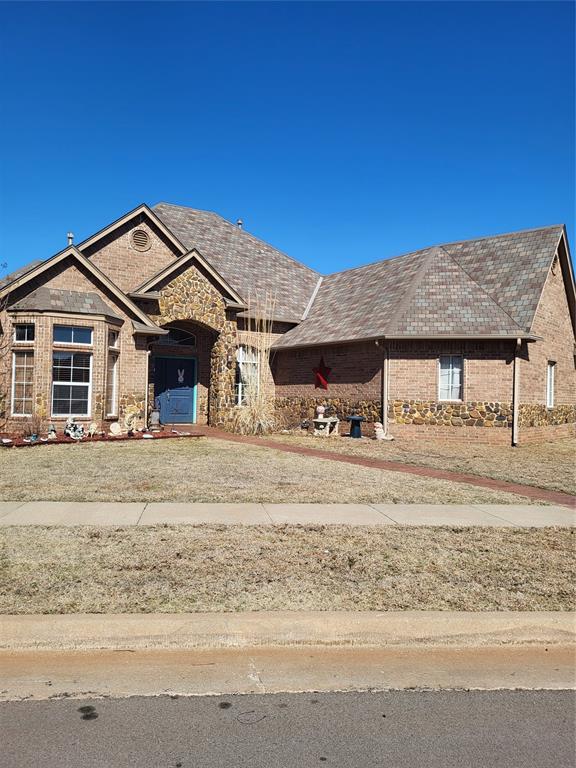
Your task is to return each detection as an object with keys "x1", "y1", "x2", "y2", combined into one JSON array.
[{"x1": 204, "y1": 428, "x2": 576, "y2": 508}]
